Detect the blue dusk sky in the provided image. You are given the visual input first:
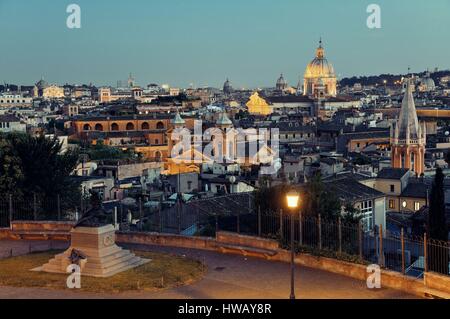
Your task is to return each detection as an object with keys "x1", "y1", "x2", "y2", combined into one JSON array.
[{"x1": 0, "y1": 0, "x2": 449, "y2": 88}]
